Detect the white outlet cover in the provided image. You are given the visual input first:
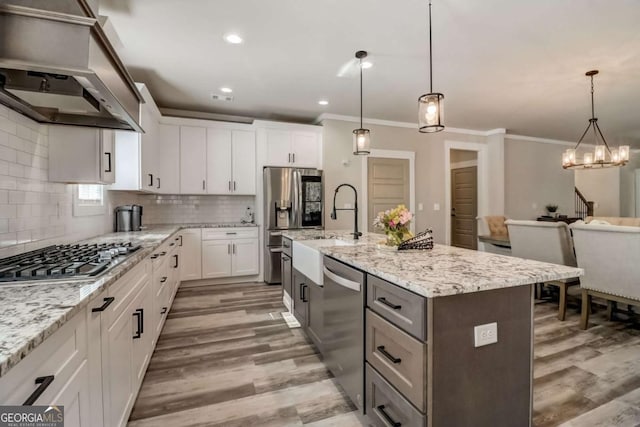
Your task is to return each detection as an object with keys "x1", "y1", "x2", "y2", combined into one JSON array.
[
  {"x1": 434, "y1": 203, "x2": 441, "y2": 211},
  {"x1": 418, "y1": 203, "x2": 424, "y2": 211},
  {"x1": 474, "y1": 322, "x2": 498, "y2": 347}
]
